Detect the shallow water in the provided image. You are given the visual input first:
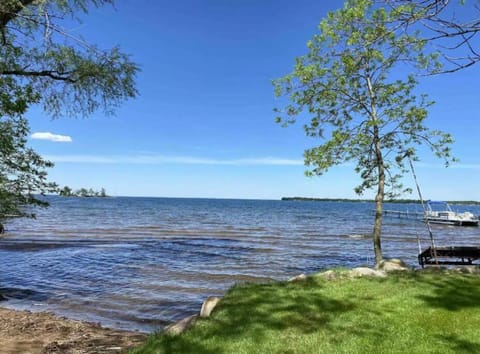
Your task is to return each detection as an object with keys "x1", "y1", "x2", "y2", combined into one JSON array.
[{"x1": 1, "y1": 197, "x2": 479, "y2": 332}]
